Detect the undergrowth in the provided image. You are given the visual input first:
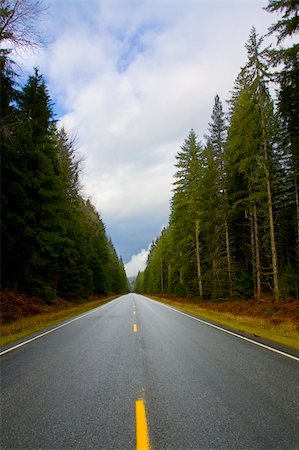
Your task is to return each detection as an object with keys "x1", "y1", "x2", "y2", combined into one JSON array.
[
  {"x1": 149, "y1": 295, "x2": 299, "y2": 350},
  {"x1": 0, "y1": 293, "x2": 117, "y2": 347}
]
